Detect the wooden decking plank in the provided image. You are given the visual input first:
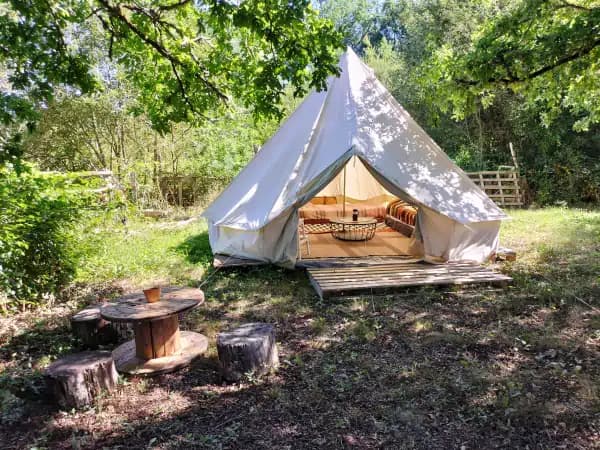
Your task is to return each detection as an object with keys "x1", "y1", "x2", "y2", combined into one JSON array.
[
  {"x1": 310, "y1": 265, "x2": 502, "y2": 279},
  {"x1": 319, "y1": 276, "x2": 509, "y2": 289},
  {"x1": 319, "y1": 278, "x2": 510, "y2": 295},
  {"x1": 306, "y1": 270, "x2": 325, "y2": 300},
  {"x1": 306, "y1": 261, "x2": 512, "y2": 298},
  {"x1": 310, "y1": 265, "x2": 487, "y2": 278},
  {"x1": 310, "y1": 264, "x2": 497, "y2": 279},
  {"x1": 316, "y1": 274, "x2": 511, "y2": 288},
  {"x1": 319, "y1": 276, "x2": 510, "y2": 293},
  {"x1": 313, "y1": 268, "x2": 510, "y2": 281},
  {"x1": 310, "y1": 262, "x2": 480, "y2": 275},
  {"x1": 312, "y1": 269, "x2": 510, "y2": 283},
  {"x1": 318, "y1": 279, "x2": 511, "y2": 291}
]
